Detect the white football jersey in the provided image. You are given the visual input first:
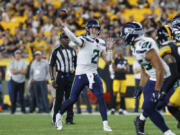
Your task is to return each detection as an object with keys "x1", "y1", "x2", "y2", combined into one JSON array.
[
  {"x1": 75, "y1": 35, "x2": 106, "y2": 75},
  {"x1": 131, "y1": 36, "x2": 170, "y2": 81}
]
